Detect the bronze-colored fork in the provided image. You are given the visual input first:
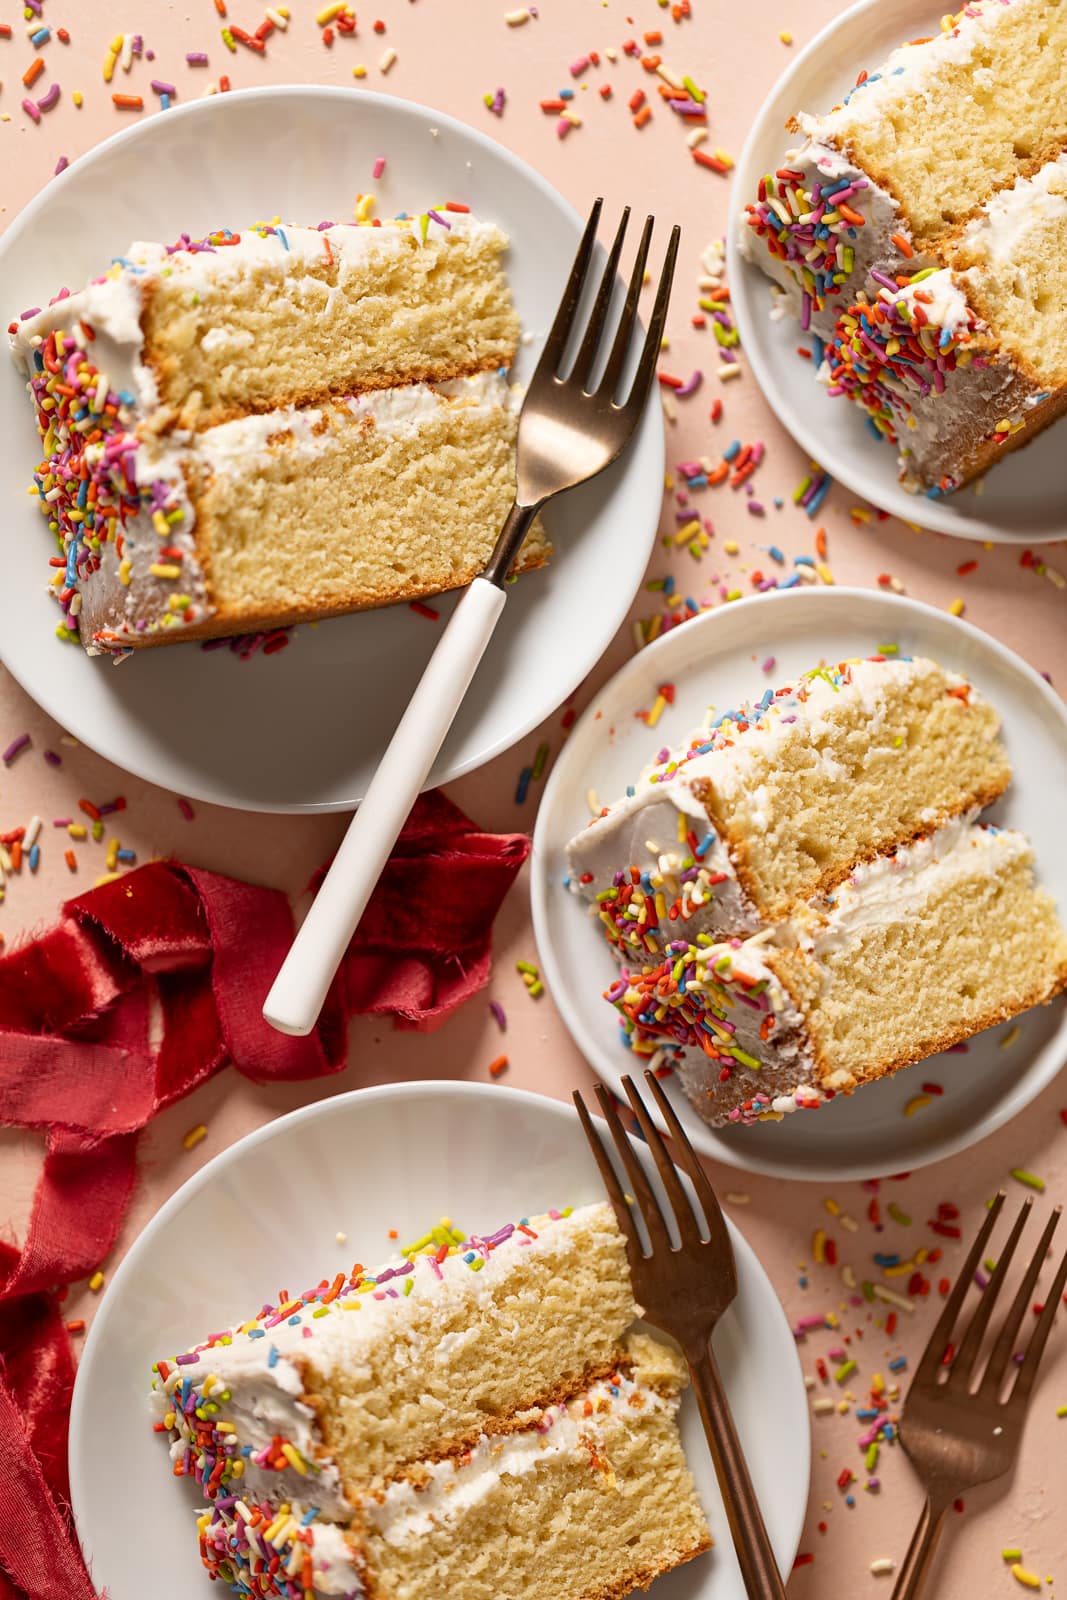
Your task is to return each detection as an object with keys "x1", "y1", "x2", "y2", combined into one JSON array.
[
  {"x1": 575, "y1": 1071, "x2": 787, "y2": 1600},
  {"x1": 893, "y1": 1192, "x2": 1067, "y2": 1599},
  {"x1": 265, "y1": 197, "x2": 680, "y2": 1038}
]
